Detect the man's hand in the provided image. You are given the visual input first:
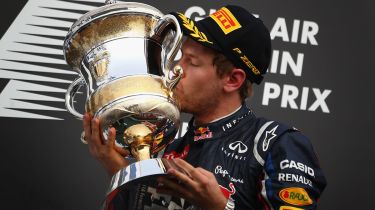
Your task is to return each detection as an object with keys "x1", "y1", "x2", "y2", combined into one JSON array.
[
  {"x1": 157, "y1": 158, "x2": 227, "y2": 210},
  {"x1": 83, "y1": 113, "x2": 130, "y2": 176}
]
